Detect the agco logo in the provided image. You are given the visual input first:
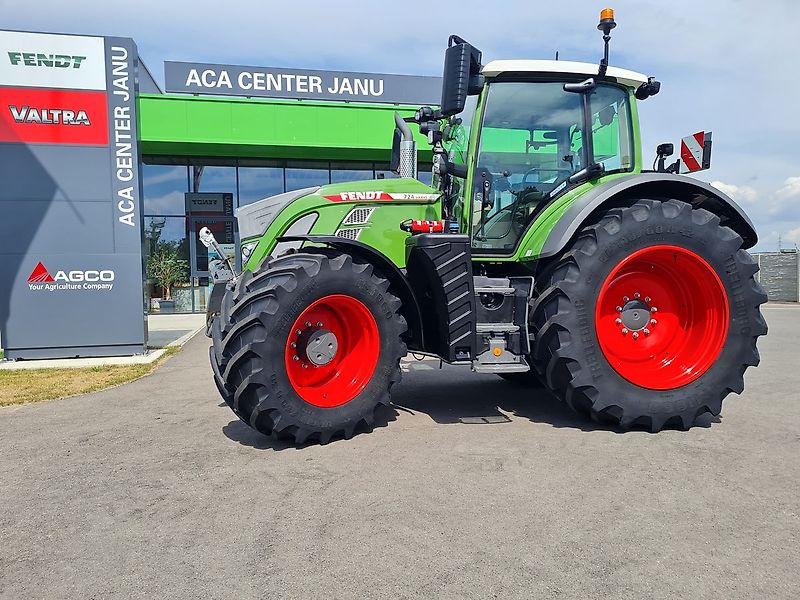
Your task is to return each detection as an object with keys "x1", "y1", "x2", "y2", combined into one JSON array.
[
  {"x1": 7, "y1": 52, "x2": 86, "y2": 69},
  {"x1": 27, "y1": 261, "x2": 114, "y2": 292}
]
